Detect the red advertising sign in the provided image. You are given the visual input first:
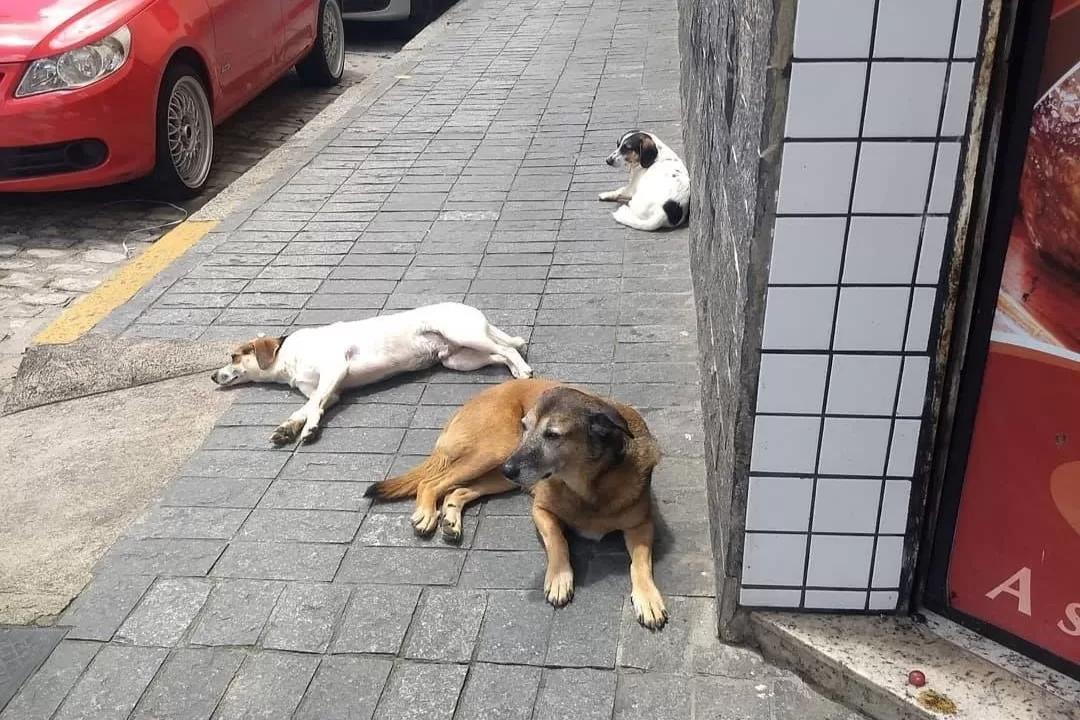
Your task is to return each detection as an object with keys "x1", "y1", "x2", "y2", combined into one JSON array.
[{"x1": 947, "y1": 0, "x2": 1080, "y2": 669}]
